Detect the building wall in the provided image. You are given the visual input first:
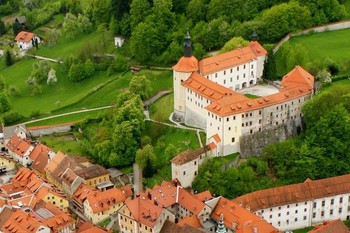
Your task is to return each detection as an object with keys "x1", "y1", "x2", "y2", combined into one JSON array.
[
  {"x1": 86, "y1": 174, "x2": 110, "y2": 188},
  {"x1": 173, "y1": 71, "x2": 193, "y2": 120},
  {"x1": 84, "y1": 200, "x2": 123, "y2": 224},
  {"x1": 43, "y1": 193, "x2": 69, "y2": 212},
  {"x1": 0, "y1": 156, "x2": 16, "y2": 171},
  {"x1": 12, "y1": 146, "x2": 33, "y2": 167},
  {"x1": 203, "y1": 61, "x2": 259, "y2": 90},
  {"x1": 255, "y1": 193, "x2": 350, "y2": 231}
]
